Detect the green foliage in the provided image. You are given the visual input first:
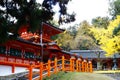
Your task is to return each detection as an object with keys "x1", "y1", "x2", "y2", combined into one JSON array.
[
  {"x1": 73, "y1": 36, "x2": 98, "y2": 50},
  {"x1": 113, "y1": 24, "x2": 120, "y2": 35},
  {"x1": 109, "y1": 0, "x2": 120, "y2": 19},
  {"x1": 92, "y1": 17, "x2": 110, "y2": 29},
  {"x1": 56, "y1": 30, "x2": 73, "y2": 51},
  {"x1": 70, "y1": 21, "x2": 99, "y2": 50},
  {"x1": 0, "y1": 14, "x2": 10, "y2": 43},
  {"x1": 51, "y1": 35, "x2": 59, "y2": 41},
  {"x1": 57, "y1": 21, "x2": 99, "y2": 51},
  {"x1": 77, "y1": 21, "x2": 91, "y2": 36},
  {"x1": 43, "y1": 72, "x2": 114, "y2": 80},
  {"x1": 67, "y1": 25, "x2": 78, "y2": 37},
  {"x1": 0, "y1": 0, "x2": 75, "y2": 43},
  {"x1": 43, "y1": 71, "x2": 66, "y2": 80}
]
